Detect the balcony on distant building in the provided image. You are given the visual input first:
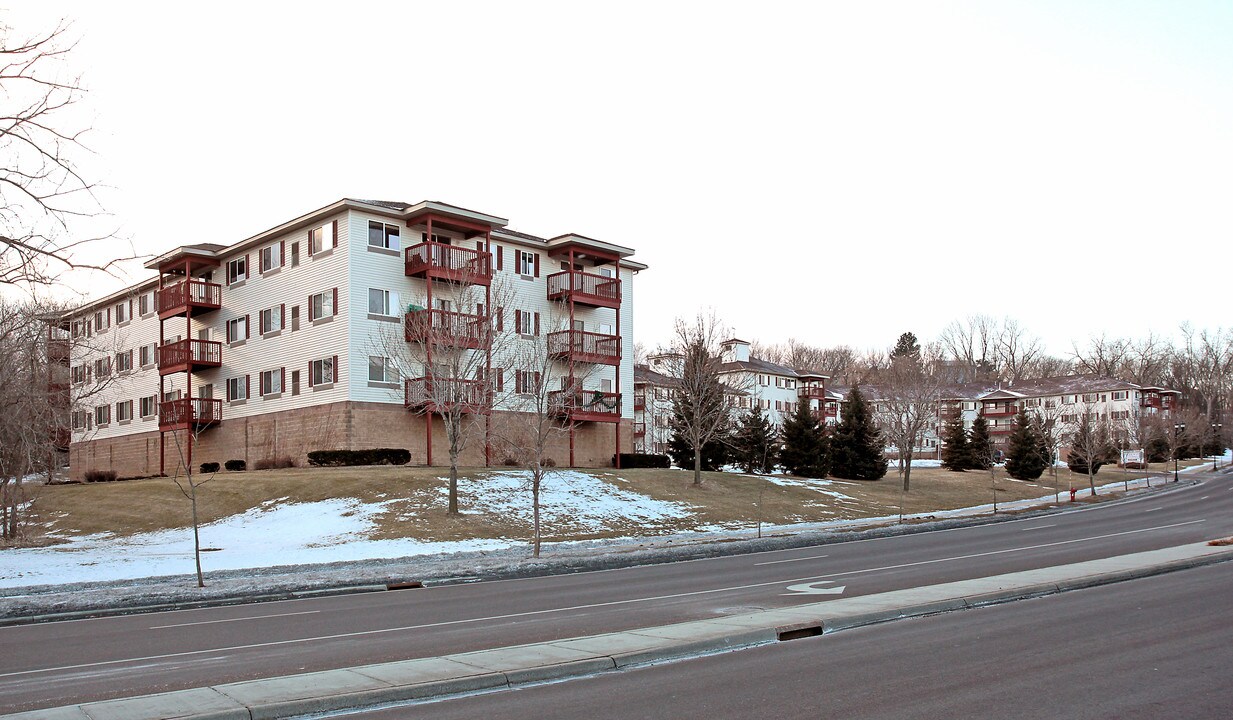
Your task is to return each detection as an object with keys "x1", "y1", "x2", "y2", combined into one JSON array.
[
  {"x1": 549, "y1": 388, "x2": 621, "y2": 423},
  {"x1": 546, "y1": 270, "x2": 621, "y2": 309},
  {"x1": 404, "y1": 377, "x2": 489, "y2": 414},
  {"x1": 158, "y1": 398, "x2": 222, "y2": 432},
  {"x1": 404, "y1": 242, "x2": 492, "y2": 286},
  {"x1": 404, "y1": 308, "x2": 489, "y2": 350},
  {"x1": 547, "y1": 329, "x2": 620, "y2": 365},
  {"x1": 157, "y1": 339, "x2": 223, "y2": 376},
  {"x1": 156, "y1": 280, "x2": 222, "y2": 320}
]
